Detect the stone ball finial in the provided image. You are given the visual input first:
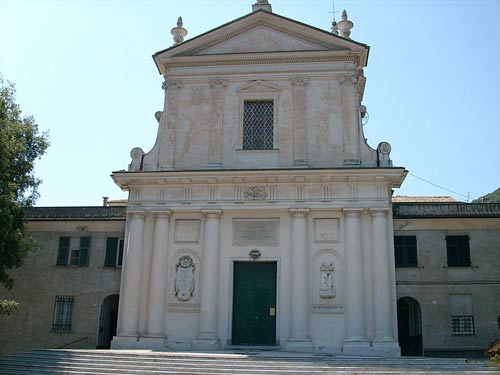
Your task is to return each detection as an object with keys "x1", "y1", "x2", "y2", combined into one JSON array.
[
  {"x1": 171, "y1": 16, "x2": 188, "y2": 45},
  {"x1": 337, "y1": 9, "x2": 354, "y2": 39}
]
